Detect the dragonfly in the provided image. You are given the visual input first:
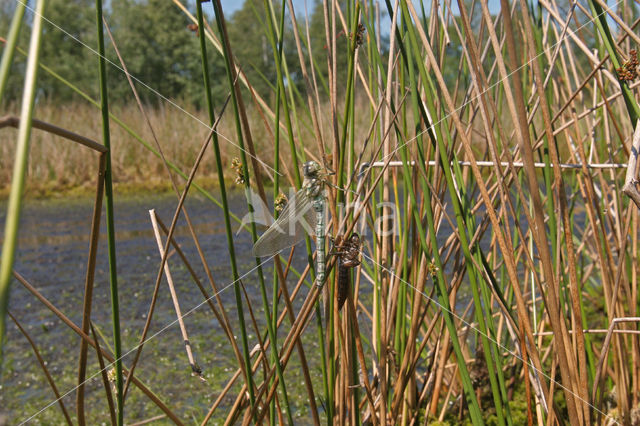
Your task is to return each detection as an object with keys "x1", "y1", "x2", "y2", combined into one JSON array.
[
  {"x1": 329, "y1": 233, "x2": 362, "y2": 310},
  {"x1": 252, "y1": 161, "x2": 328, "y2": 286}
]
